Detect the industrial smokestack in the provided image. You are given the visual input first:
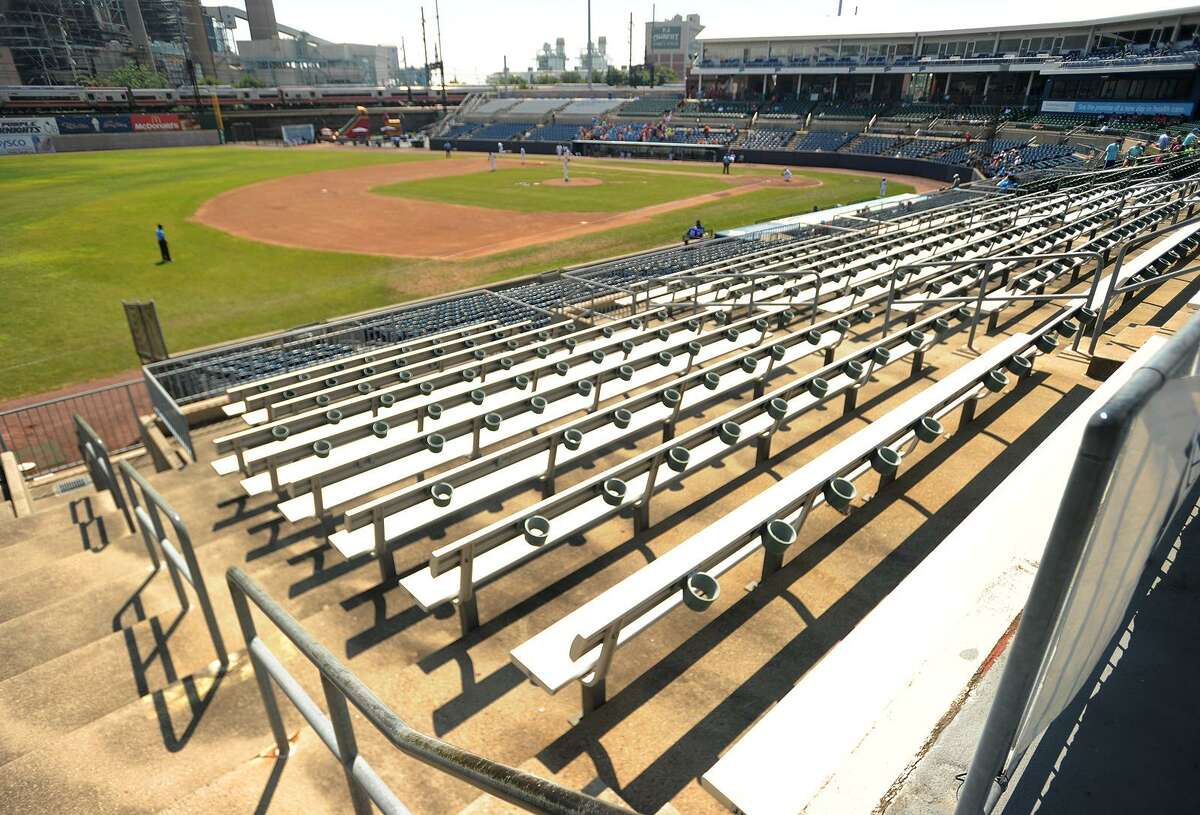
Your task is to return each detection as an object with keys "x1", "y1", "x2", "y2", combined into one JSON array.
[{"x1": 245, "y1": 0, "x2": 279, "y2": 40}]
